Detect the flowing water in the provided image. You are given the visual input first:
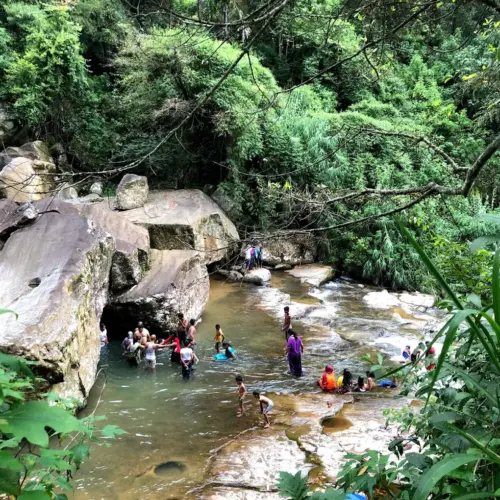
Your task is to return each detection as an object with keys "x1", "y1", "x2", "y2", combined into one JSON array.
[{"x1": 73, "y1": 273, "x2": 440, "y2": 500}]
